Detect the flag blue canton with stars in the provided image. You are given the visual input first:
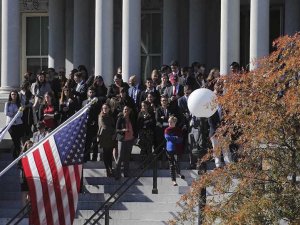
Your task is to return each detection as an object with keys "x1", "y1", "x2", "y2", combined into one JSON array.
[{"x1": 54, "y1": 111, "x2": 89, "y2": 166}]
